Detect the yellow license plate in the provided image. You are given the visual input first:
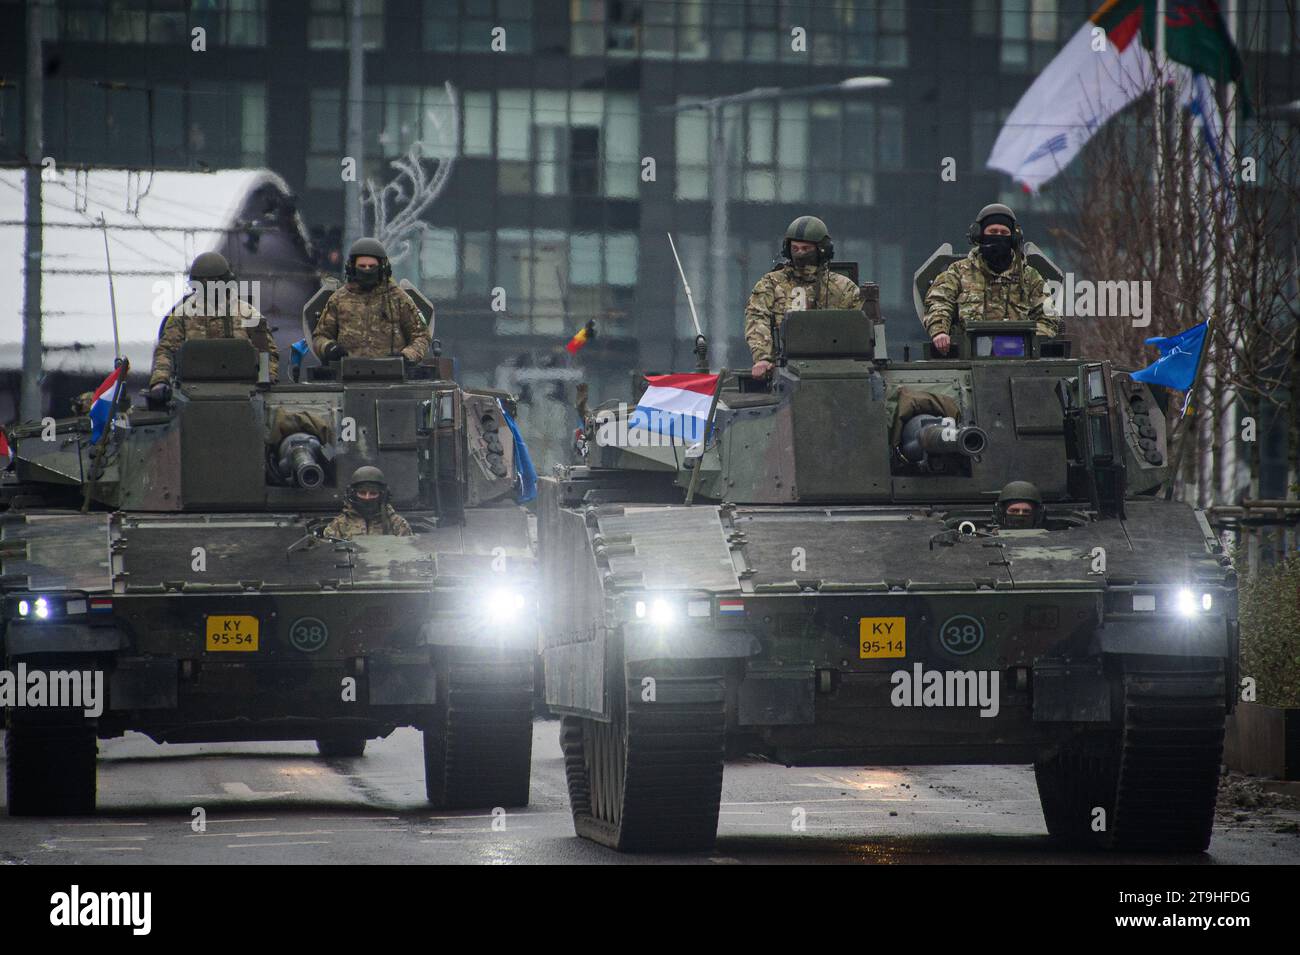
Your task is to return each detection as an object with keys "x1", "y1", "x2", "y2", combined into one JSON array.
[
  {"x1": 205, "y1": 615, "x2": 259, "y2": 652},
  {"x1": 859, "y1": 617, "x2": 906, "y2": 659}
]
